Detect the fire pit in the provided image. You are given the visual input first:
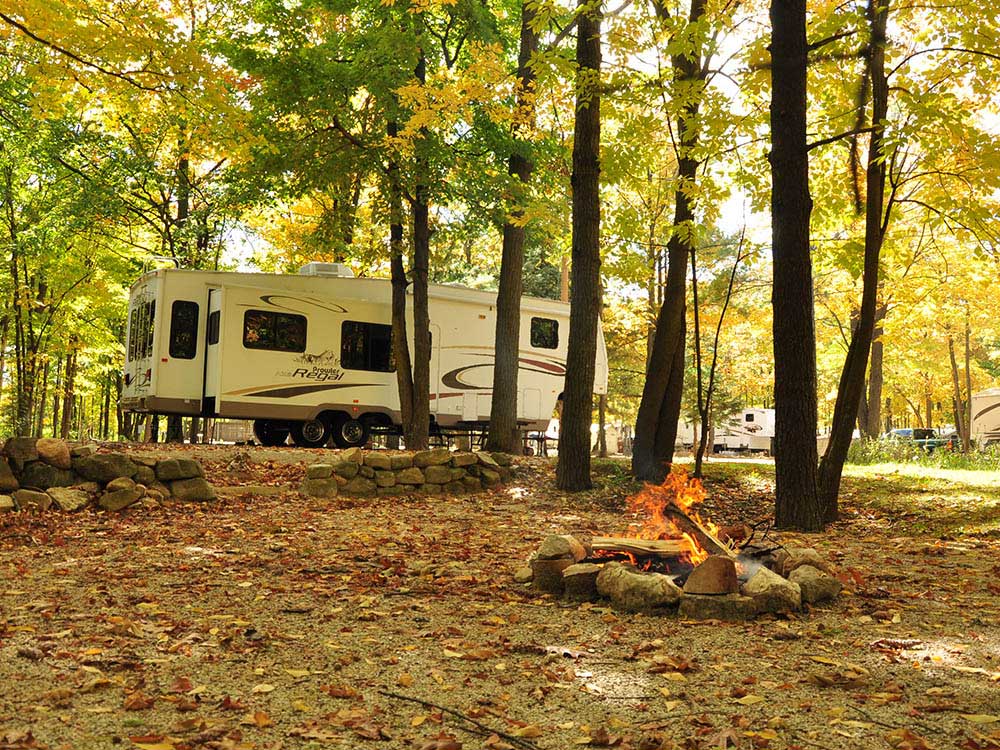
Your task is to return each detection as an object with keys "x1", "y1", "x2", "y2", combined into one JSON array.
[{"x1": 518, "y1": 470, "x2": 842, "y2": 621}]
